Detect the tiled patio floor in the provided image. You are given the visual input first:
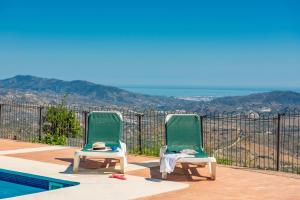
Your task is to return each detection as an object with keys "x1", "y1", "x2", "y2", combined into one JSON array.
[
  {"x1": 0, "y1": 139, "x2": 46, "y2": 150},
  {"x1": 1, "y1": 139, "x2": 300, "y2": 200}
]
